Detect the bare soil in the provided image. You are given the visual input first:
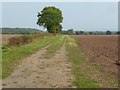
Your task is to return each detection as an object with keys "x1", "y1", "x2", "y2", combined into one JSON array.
[
  {"x1": 72, "y1": 35, "x2": 118, "y2": 88},
  {"x1": 2, "y1": 40, "x2": 75, "y2": 88}
]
